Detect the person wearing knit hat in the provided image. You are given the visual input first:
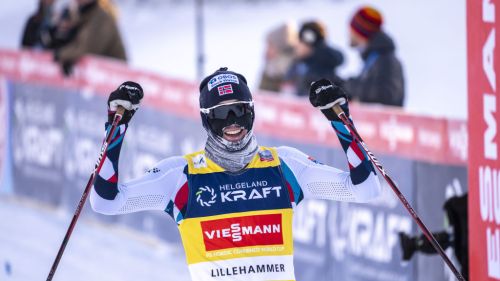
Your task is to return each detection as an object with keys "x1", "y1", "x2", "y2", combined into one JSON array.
[
  {"x1": 91, "y1": 71, "x2": 382, "y2": 281},
  {"x1": 198, "y1": 67, "x2": 258, "y2": 171},
  {"x1": 299, "y1": 21, "x2": 326, "y2": 47},
  {"x1": 345, "y1": 6, "x2": 405, "y2": 107},
  {"x1": 283, "y1": 20, "x2": 344, "y2": 97},
  {"x1": 350, "y1": 6, "x2": 383, "y2": 42}
]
